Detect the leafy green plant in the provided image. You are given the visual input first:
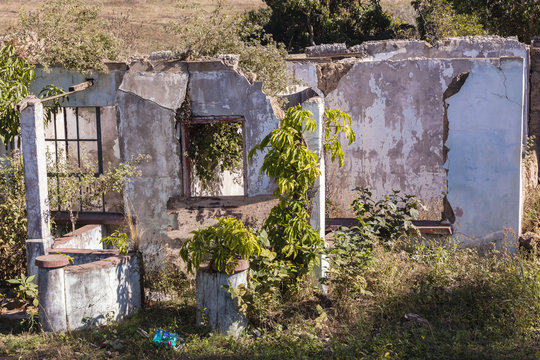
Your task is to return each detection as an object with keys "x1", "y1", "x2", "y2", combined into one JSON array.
[
  {"x1": 231, "y1": 106, "x2": 355, "y2": 323},
  {"x1": 100, "y1": 230, "x2": 130, "y2": 255},
  {"x1": 0, "y1": 153, "x2": 27, "y2": 280},
  {"x1": 0, "y1": 44, "x2": 63, "y2": 147},
  {"x1": 249, "y1": 105, "x2": 355, "y2": 287},
  {"x1": 180, "y1": 217, "x2": 260, "y2": 274},
  {"x1": 350, "y1": 187, "x2": 424, "y2": 244},
  {"x1": 7, "y1": 274, "x2": 38, "y2": 307},
  {"x1": 0, "y1": 44, "x2": 35, "y2": 147}
]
